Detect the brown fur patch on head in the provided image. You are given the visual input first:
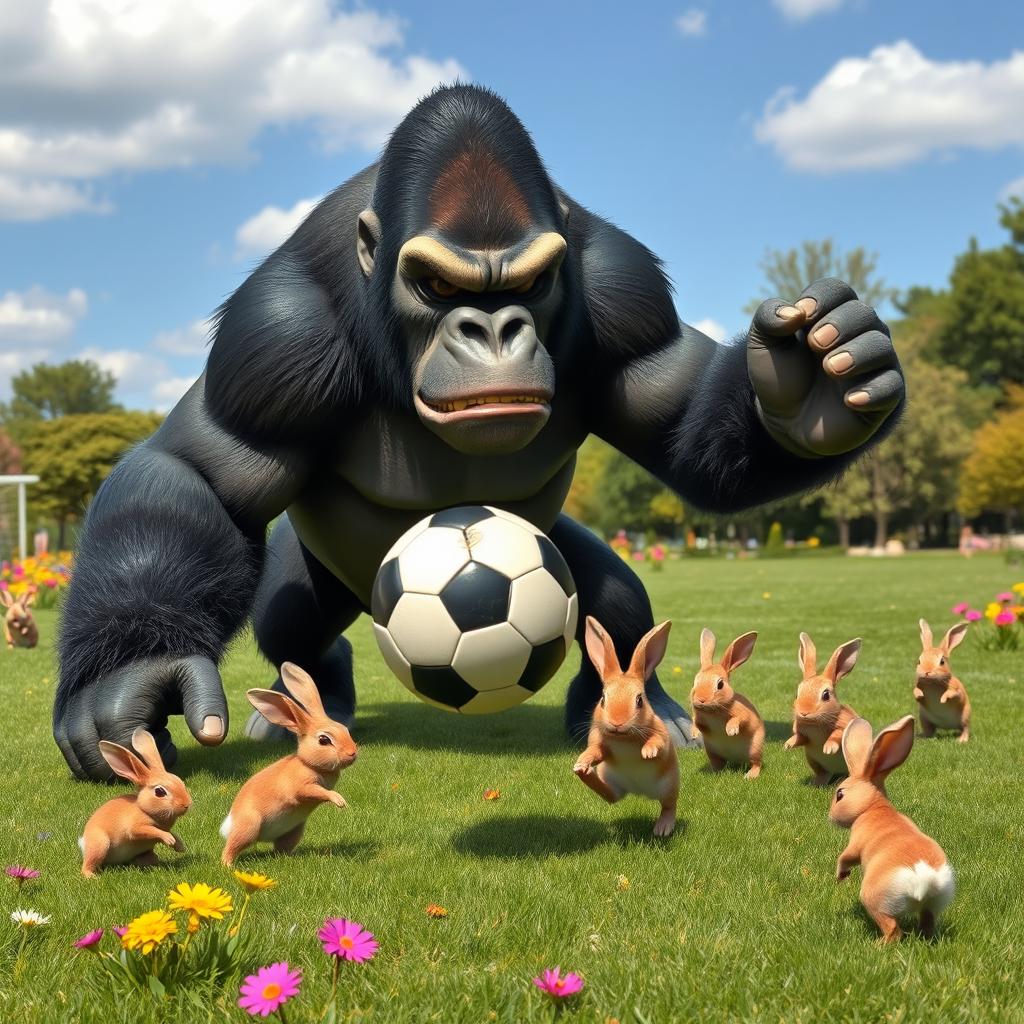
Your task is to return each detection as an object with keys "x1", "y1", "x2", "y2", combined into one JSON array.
[{"x1": 429, "y1": 146, "x2": 532, "y2": 247}]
